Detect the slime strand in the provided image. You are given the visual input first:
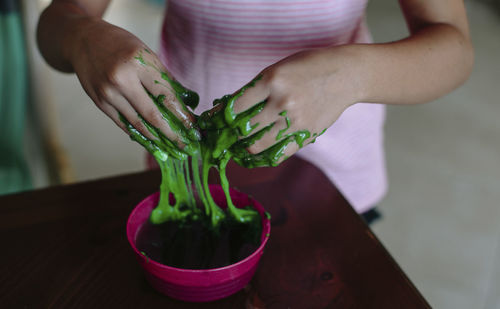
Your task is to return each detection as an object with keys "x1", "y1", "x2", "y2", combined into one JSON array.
[{"x1": 123, "y1": 63, "x2": 326, "y2": 228}]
